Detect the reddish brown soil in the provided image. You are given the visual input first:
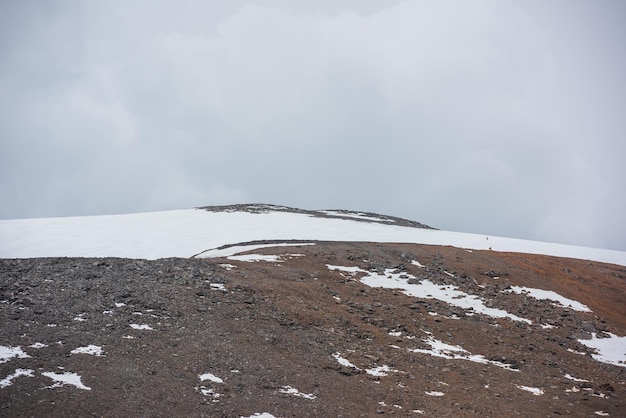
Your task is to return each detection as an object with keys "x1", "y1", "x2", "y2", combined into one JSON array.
[{"x1": 1, "y1": 242, "x2": 625, "y2": 417}]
